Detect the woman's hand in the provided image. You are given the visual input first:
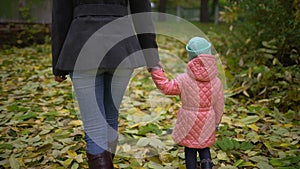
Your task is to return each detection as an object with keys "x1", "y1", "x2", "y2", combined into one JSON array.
[
  {"x1": 147, "y1": 62, "x2": 165, "y2": 72},
  {"x1": 54, "y1": 75, "x2": 67, "y2": 82}
]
